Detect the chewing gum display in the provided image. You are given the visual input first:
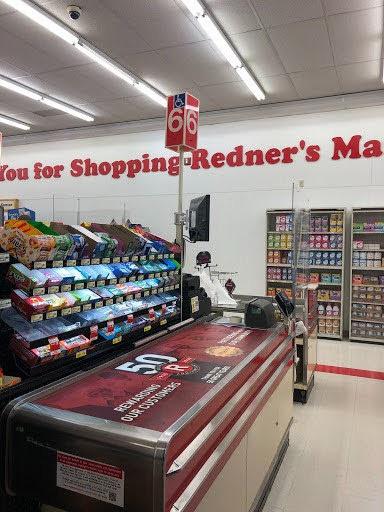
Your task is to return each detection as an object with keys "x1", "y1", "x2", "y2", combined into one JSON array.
[{"x1": 7, "y1": 264, "x2": 47, "y2": 291}]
